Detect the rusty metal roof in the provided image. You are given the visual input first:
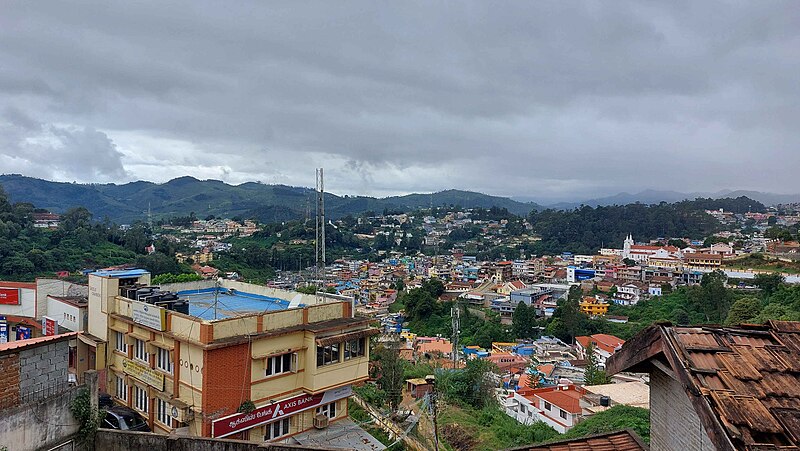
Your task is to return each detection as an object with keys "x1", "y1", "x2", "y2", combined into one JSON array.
[
  {"x1": 668, "y1": 321, "x2": 800, "y2": 450},
  {"x1": 503, "y1": 429, "x2": 648, "y2": 451}
]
